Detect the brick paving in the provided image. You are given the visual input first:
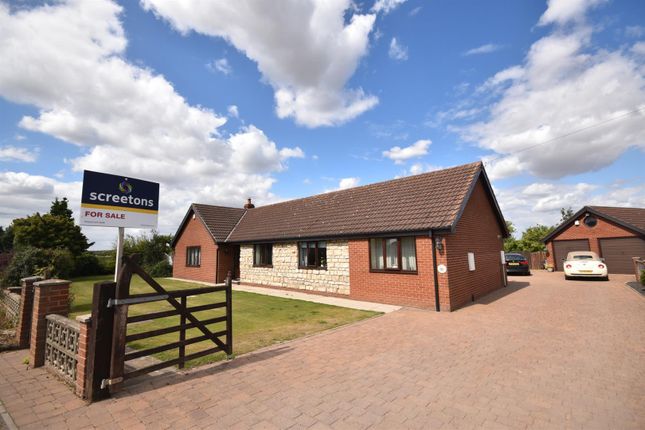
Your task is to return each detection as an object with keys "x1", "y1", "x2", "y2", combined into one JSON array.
[{"x1": 1, "y1": 271, "x2": 644, "y2": 429}]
